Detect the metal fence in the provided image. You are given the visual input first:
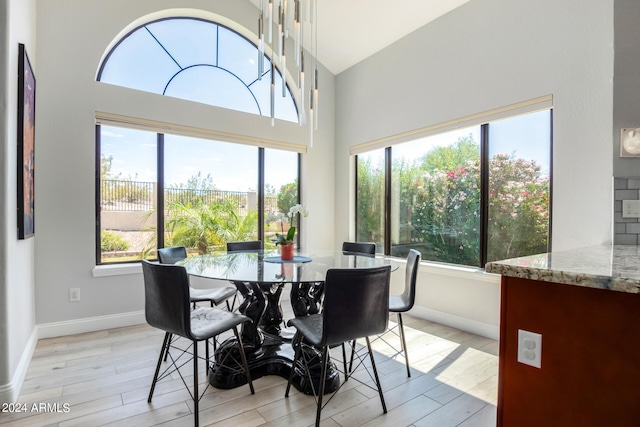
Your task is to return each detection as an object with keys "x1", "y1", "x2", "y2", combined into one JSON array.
[
  {"x1": 101, "y1": 180, "x2": 153, "y2": 211},
  {"x1": 265, "y1": 195, "x2": 278, "y2": 212},
  {"x1": 164, "y1": 187, "x2": 247, "y2": 208},
  {"x1": 101, "y1": 179, "x2": 279, "y2": 212}
]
